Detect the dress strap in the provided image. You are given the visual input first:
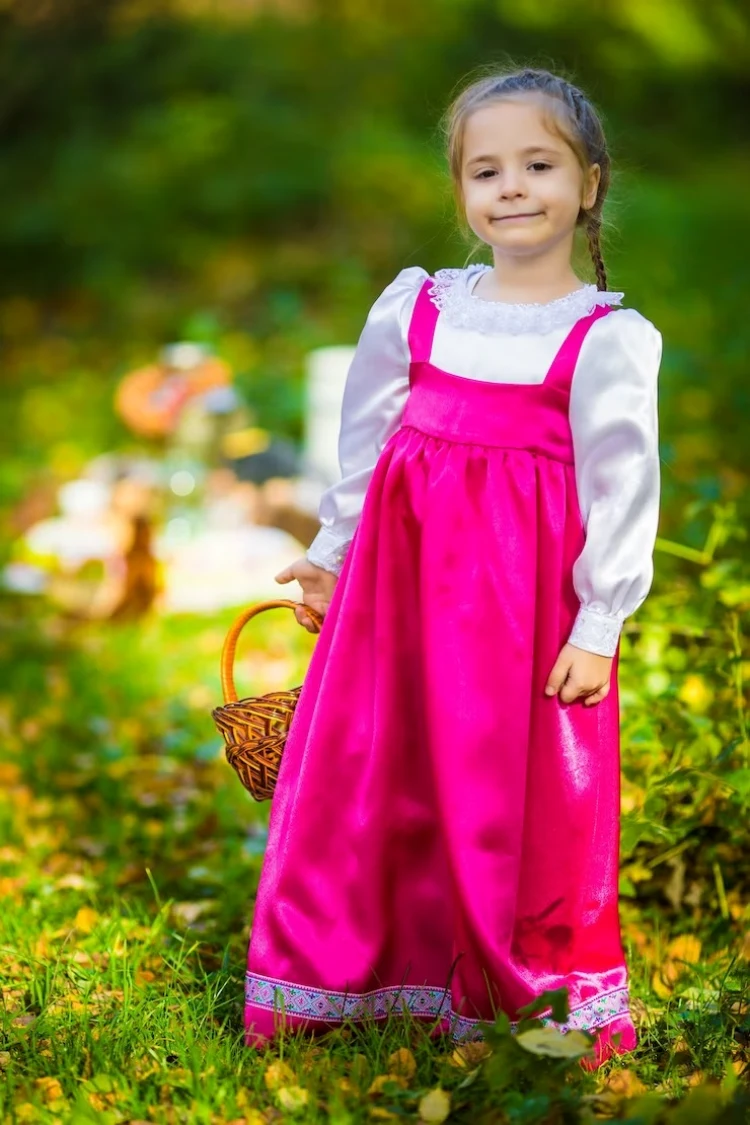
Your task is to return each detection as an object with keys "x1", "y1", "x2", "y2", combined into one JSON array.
[
  {"x1": 544, "y1": 303, "x2": 614, "y2": 389},
  {"x1": 407, "y1": 279, "x2": 440, "y2": 365}
]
